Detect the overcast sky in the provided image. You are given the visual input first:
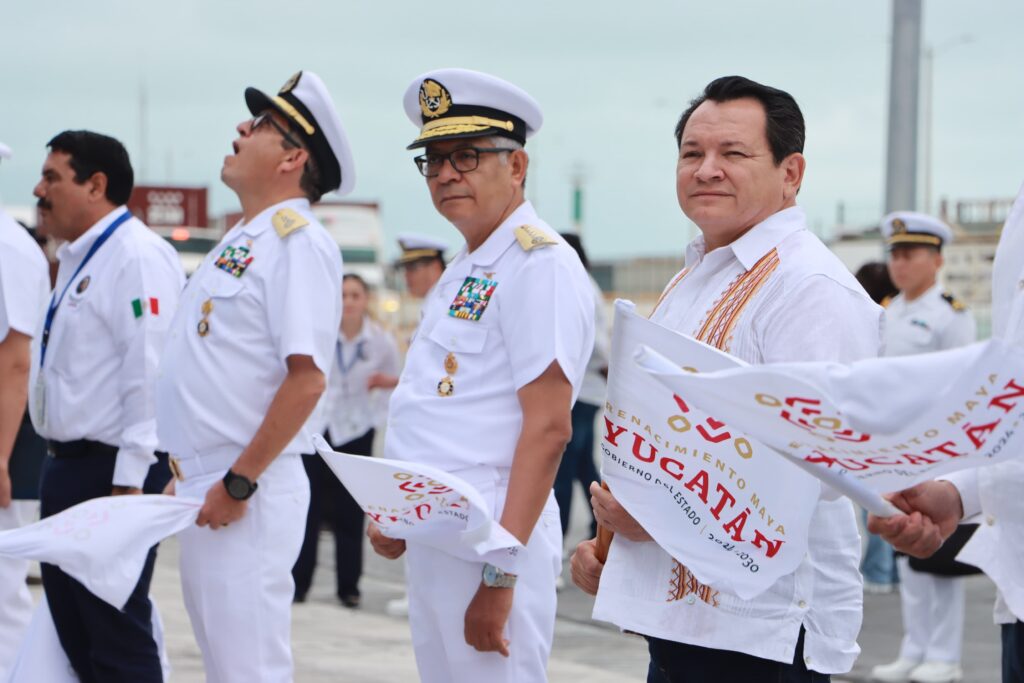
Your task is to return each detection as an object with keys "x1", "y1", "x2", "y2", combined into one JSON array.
[{"x1": 2, "y1": 1, "x2": 1022, "y2": 260}]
